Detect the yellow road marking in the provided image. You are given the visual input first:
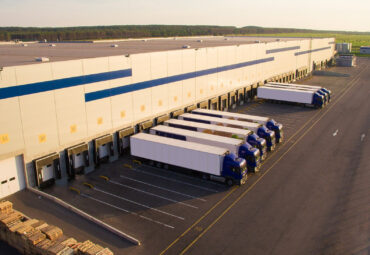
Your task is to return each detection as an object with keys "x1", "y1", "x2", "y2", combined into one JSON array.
[
  {"x1": 179, "y1": 67, "x2": 367, "y2": 254},
  {"x1": 83, "y1": 182, "x2": 94, "y2": 189},
  {"x1": 160, "y1": 64, "x2": 367, "y2": 255},
  {"x1": 123, "y1": 163, "x2": 133, "y2": 169},
  {"x1": 69, "y1": 187, "x2": 80, "y2": 194},
  {"x1": 99, "y1": 175, "x2": 109, "y2": 181},
  {"x1": 133, "y1": 160, "x2": 142, "y2": 165},
  {"x1": 159, "y1": 186, "x2": 238, "y2": 255}
]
